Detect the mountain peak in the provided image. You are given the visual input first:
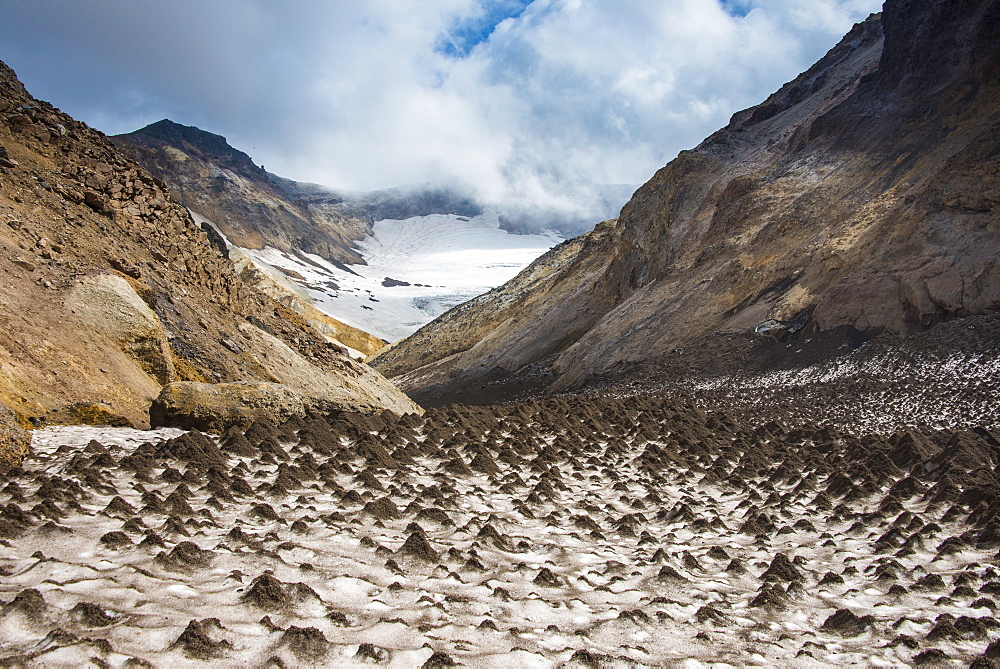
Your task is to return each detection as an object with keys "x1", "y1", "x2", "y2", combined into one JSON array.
[{"x1": 117, "y1": 119, "x2": 262, "y2": 175}]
